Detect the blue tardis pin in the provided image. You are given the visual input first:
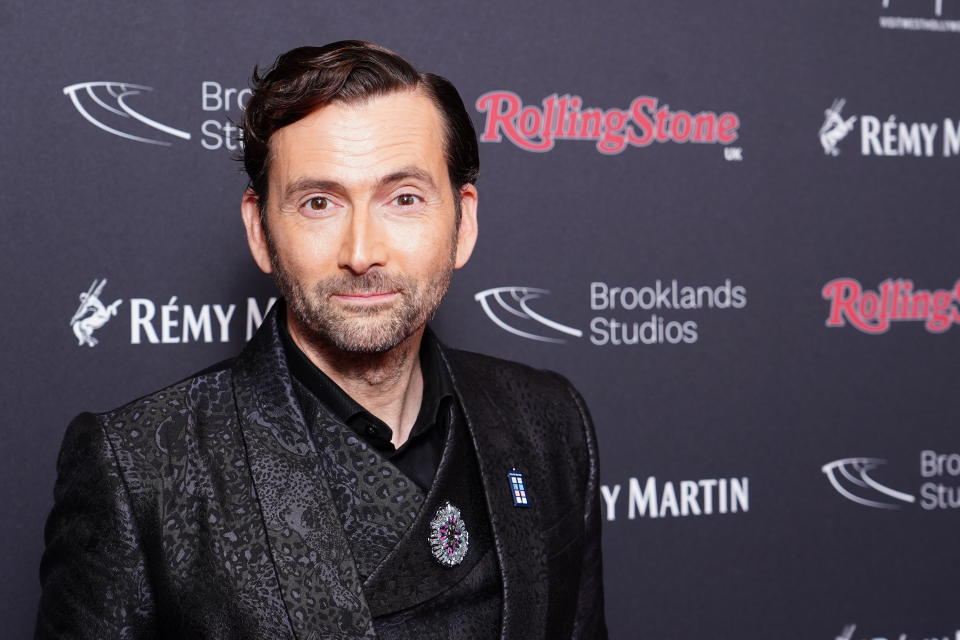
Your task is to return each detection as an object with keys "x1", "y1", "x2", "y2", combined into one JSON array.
[{"x1": 507, "y1": 469, "x2": 530, "y2": 507}]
